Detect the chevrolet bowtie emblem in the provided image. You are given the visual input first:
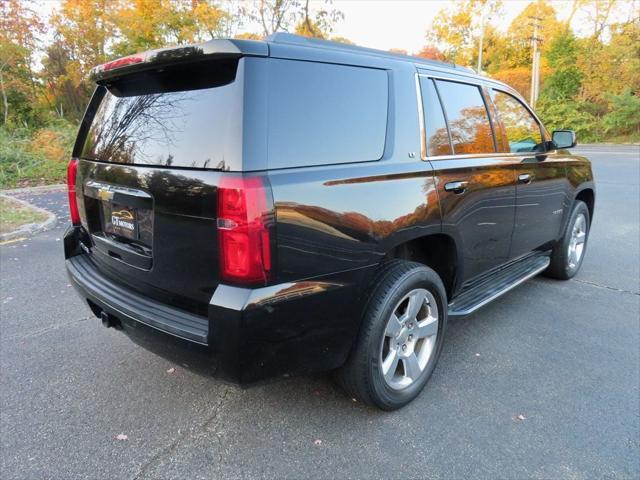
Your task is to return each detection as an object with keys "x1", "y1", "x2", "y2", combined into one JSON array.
[{"x1": 98, "y1": 188, "x2": 114, "y2": 201}]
